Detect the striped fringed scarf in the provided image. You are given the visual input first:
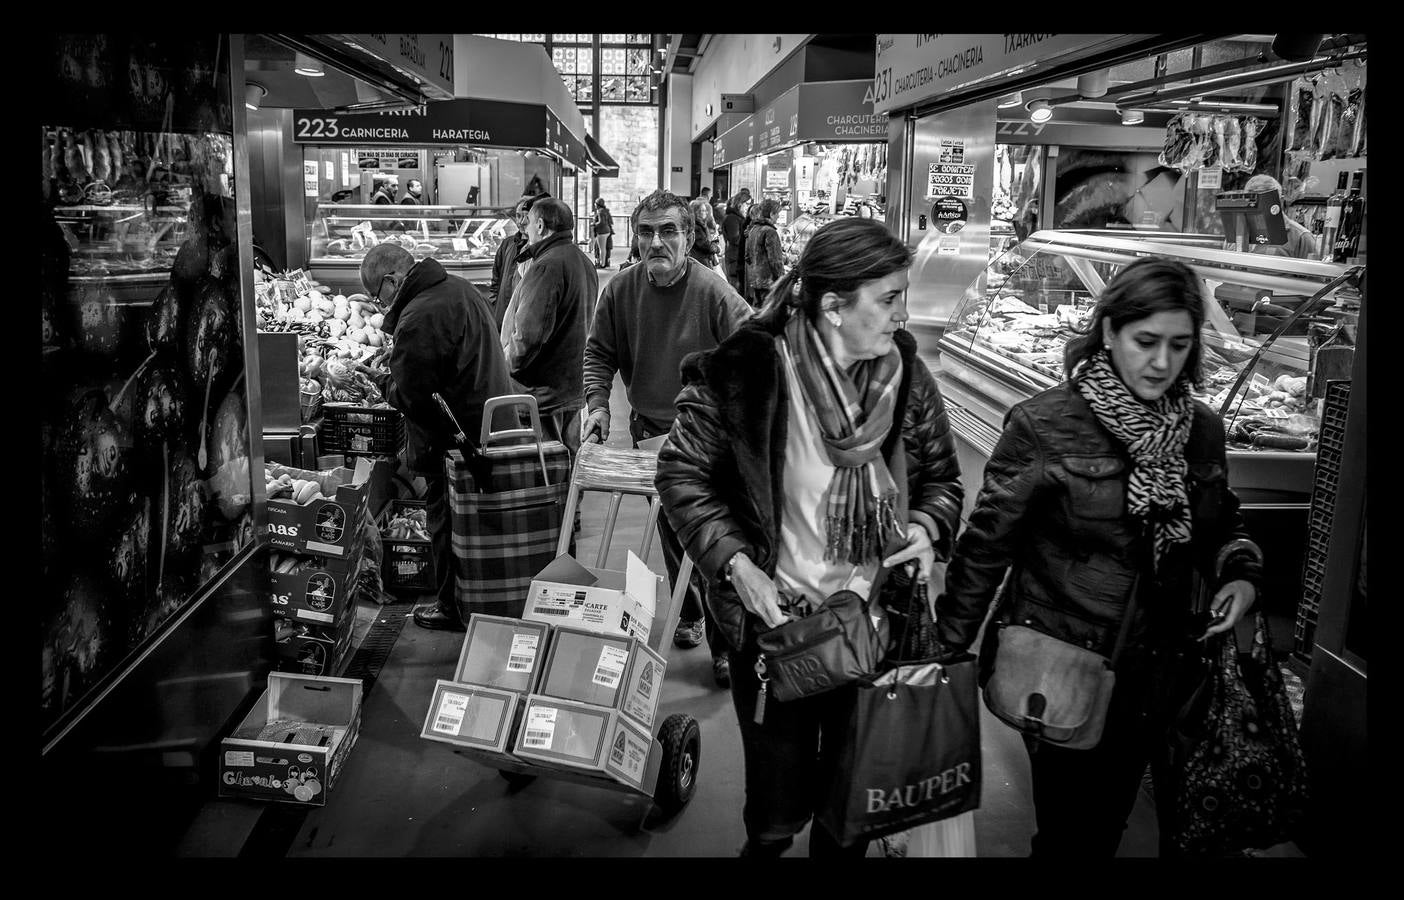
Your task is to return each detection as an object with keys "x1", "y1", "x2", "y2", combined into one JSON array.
[
  {"x1": 782, "y1": 312, "x2": 904, "y2": 565},
  {"x1": 1074, "y1": 350, "x2": 1194, "y2": 568}
]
